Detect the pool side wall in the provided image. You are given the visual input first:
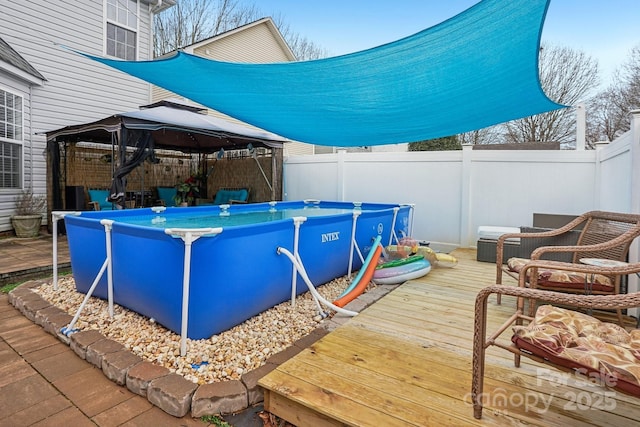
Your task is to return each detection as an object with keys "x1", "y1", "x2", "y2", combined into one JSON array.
[{"x1": 64, "y1": 201, "x2": 410, "y2": 339}]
